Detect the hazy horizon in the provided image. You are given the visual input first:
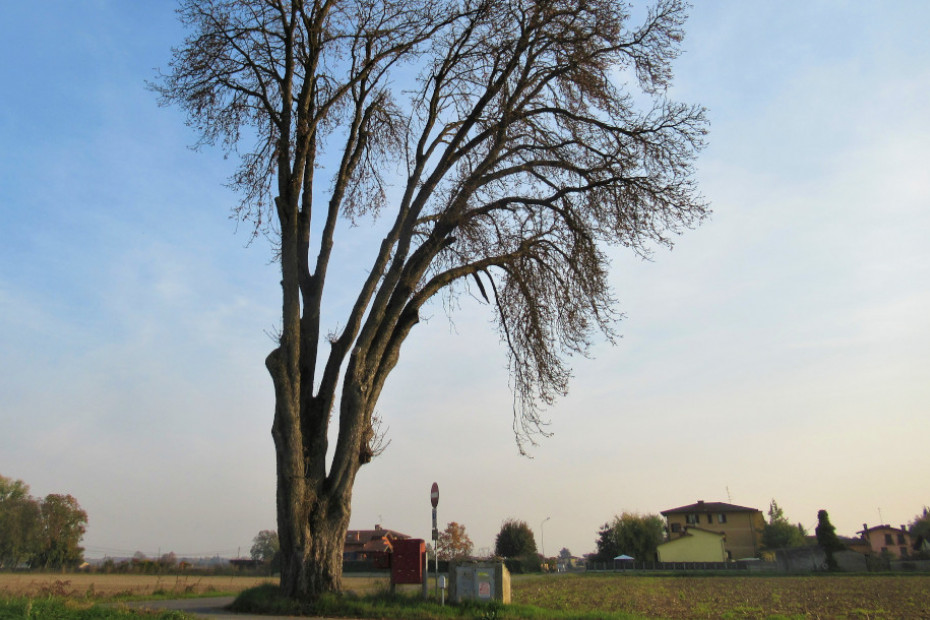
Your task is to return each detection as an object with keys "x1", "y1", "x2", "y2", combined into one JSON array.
[{"x1": 1, "y1": 1, "x2": 928, "y2": 561}]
